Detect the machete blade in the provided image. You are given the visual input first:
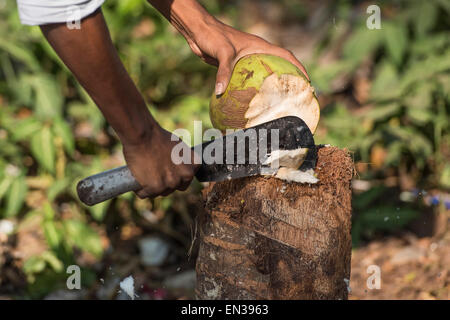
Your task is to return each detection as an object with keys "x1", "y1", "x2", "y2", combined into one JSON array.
[{"x1": 195, "y1": 116, "x2": 317, "y2": 182}]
